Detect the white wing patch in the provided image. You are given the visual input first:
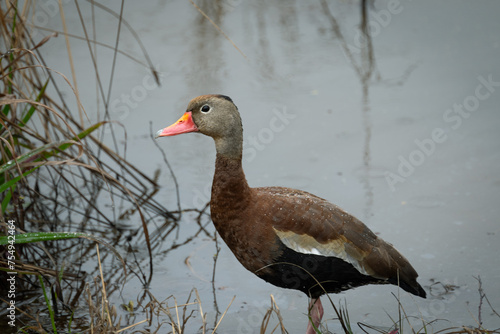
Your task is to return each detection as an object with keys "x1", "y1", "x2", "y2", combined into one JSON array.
[{"x1": 273, "y1": 228, "x2": 374, "y2": 276}]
